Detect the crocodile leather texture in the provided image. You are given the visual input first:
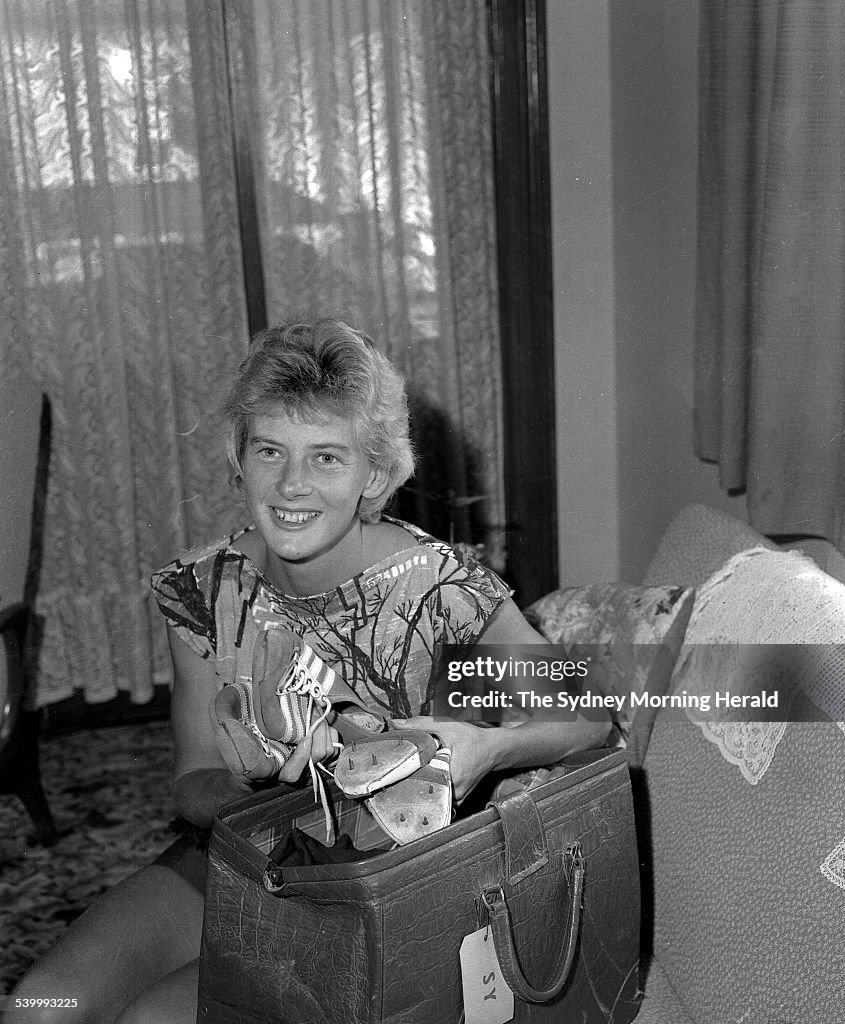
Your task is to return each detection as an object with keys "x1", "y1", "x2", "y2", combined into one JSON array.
[{"x1": 197, "y1": 750, "x2": 640, "y2": 1024}]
